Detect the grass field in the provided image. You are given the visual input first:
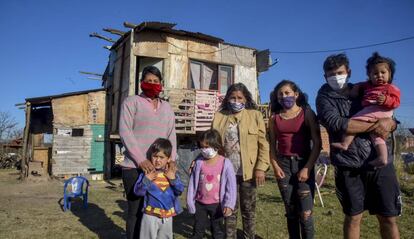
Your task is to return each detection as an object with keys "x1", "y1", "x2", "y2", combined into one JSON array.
[{"x1": 0, "y1": 160, "x2": 413, "y2": 239}]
